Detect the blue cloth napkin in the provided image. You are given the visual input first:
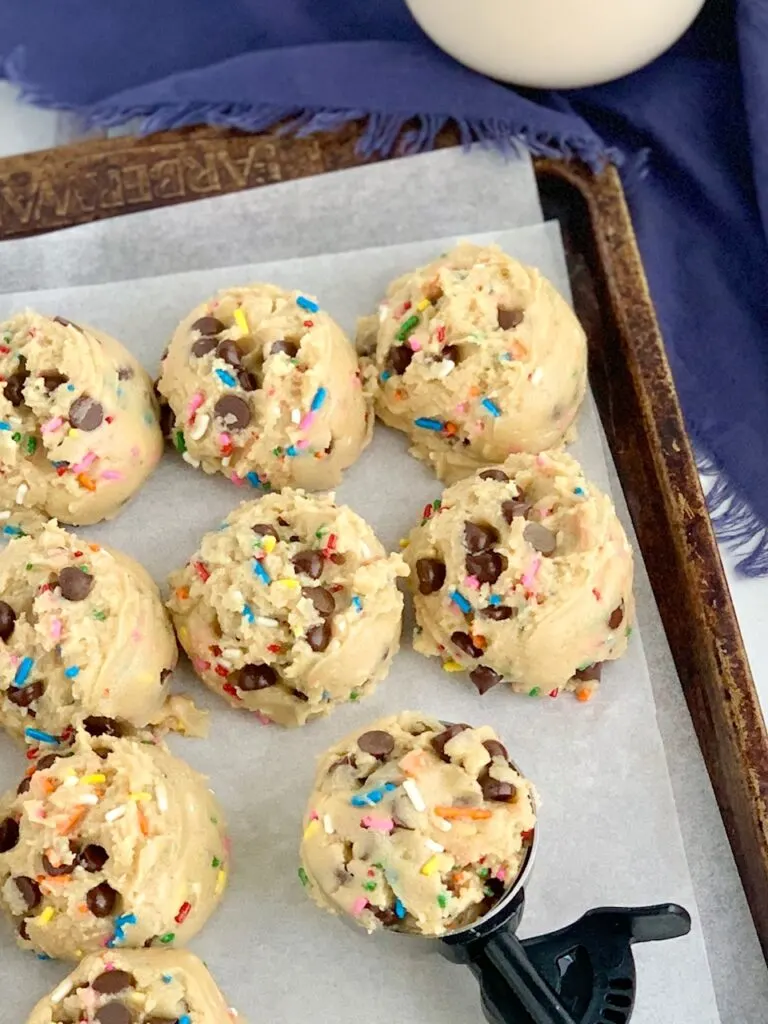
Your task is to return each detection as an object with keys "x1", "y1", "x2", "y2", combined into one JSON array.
[{"x1": 2, "y1": 0, "x2": 767, "y2": 573}]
